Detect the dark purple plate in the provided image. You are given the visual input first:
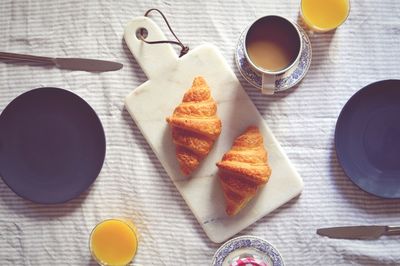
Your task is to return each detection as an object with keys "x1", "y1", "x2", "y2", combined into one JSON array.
[
  {"x1": 335, "y1": 80, "x2": 400, "y2": 198},
  {"x1": 0, "y1": 88, "x2": 105, "y2": 204}
]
